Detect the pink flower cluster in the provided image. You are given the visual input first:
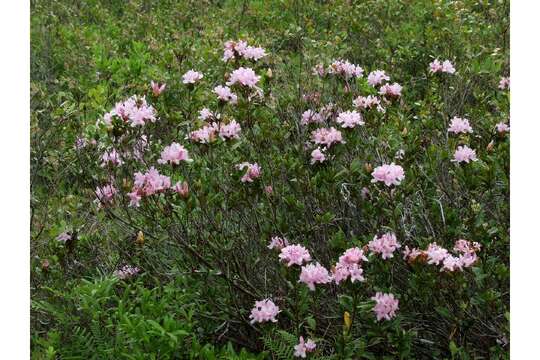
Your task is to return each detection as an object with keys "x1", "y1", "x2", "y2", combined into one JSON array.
[
  {"x1": 214, "y1": 85, "x2": 238, "y2": 104},
  {"x1": 198, "y1": 108, "x2": 218, "y2": 121},
  {"x1": 336, "y1": 110, "x2": 364, "y2": 128},
  {"x1": 172, "y1": 181, "x2": 189, "y2": 198},
  {"x1": 56, "y1": 231, "x2": 72, "y2": 243},
  {"x1": 103, "y1": 96, "x2": 157, "y2": 127},
  {"x1": 353, "y1": 95, "x2": 383, "y2": 112},
  {"x1": 448, "y1": 117, "x2": 473, "y2": 134},
  {"x1": 101, "y1": 149, "x2": 124, "y2": 167},
  {"x1": 190, "y1": 120, "x2": 242, "y2": 143},
  {"x1": 498, "y1": 76, "x2": 510, "y2": 90},
  {"x1": 301, "y1": 110, "x2": 323, "y2": 126},
  {"x1": 452, "y1": 145, "x2": 477, "y2": 163},
  {"x1": 223, "y1": 40, "x2": 267, "y2": 62},
  {"x1": 371, "y1": 163, "x2": 405, "y2": 186},
  {"x1": 128, "y1": 167, "x2": 171, "y2": 207},
  {"x1": 182, "y1": 70, "x2": 204, "y2": 84},
  {"x1": 371, "y1": 292, "x2": 399, "y2": 321},
  {"x1": 268, "y1": 236, "x2": 289, "y2": 250},
  {"x1": 299, "y1": 263, "x2": 332, "y2": 290},
  {"x1": 294, "y1": 336, "x2": 316, "y2": 358},
  {"x1": 249, "y1": 299, "x2": 280, "y2": 324},
  {"x1": 157, "y1": 142, "x2": 192, "y2": 165},
  {"x1": 310, "y1": 147, "x2": 326, "y2": 165},
  {"x1": 114, "y1": 265, "x2": 140, "y2": 280},
  {"x1": 96, "y1": 184, "x2": 117, "y2": 204},
  {"x1": 236, "y1": 162, "x2": 261, "y2": 183},
  {"x1": 429, "y1": 59, "x2": 456, "y2": 74},
  {"x1": 403, "y1": 239, "x2": 481, "y2": 272},
  {"x1": 496, "y1": 122, "x2": 510, "y2": 134},
  {"x1": 311, "y1": 127, "x2": 344, "y2": 148},
  {"x1": 367, "y1": 70, "x2": 390, "y2": 86},
  {"x1": 327, "y1": 59, "x2": 364, "y2": 79},
  {"x1": 227, "y1": 67, "x2": 261, "y2": 88},
  {"x1": 368, "y1": 232, "x2": 401, "y2": 259},
  {"x1": 150, "y1": 81, "x2": 166, "y2": 96},
  {"x1": 279, "y1": 244, "x2": 311, "y2": 266},
  {"x1": 332, "y1": 247, "x2": 368, "y2": 284},
  {"x1": 379, "y1": 83, "x2": 402, "y2": 98}
]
